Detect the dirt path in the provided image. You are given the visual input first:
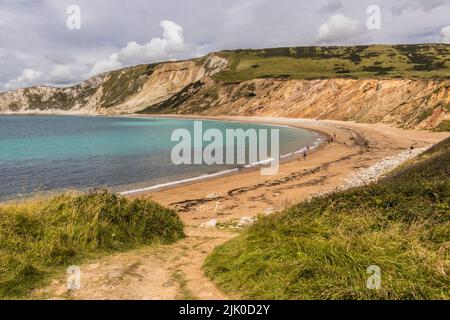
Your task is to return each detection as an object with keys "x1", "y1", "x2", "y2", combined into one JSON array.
[
  {"x1": 36, "y1": 117, "x2": 449, "y2": 300},
  {"x1": 36, "y1": 227, "x2": 234, "y2": 300}
]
